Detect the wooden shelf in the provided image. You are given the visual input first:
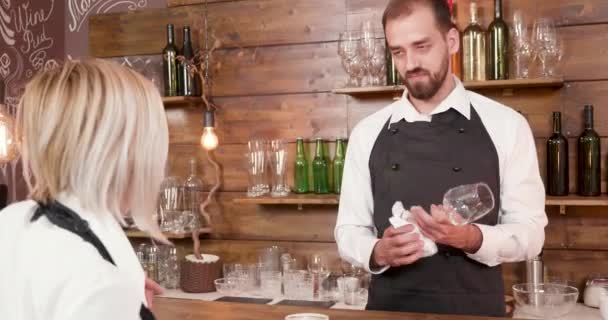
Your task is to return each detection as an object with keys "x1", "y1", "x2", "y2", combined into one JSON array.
[
  {"x1": 233, "y1": 193, "x2": 339, "y2": 206},
  {"x1": 332, "y1": 78, "x2": 564, "y2": 95},
  {"x1": 546, "y1": 195, "x2": 608, "y2": 215},
  {"x1": 162, "y1": 96, "x2": 203, "y2": 107},
  {"x1": 125, "y1": 228, "x2": 212, "y2": 239}
]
